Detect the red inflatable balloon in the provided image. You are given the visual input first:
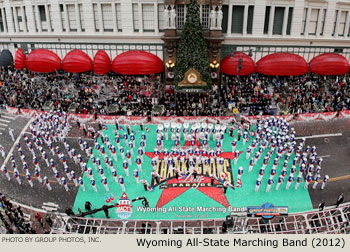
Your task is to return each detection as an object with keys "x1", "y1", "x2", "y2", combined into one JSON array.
[
  {"x1": 309, "y1": 53, "x2": 349, "y2": 75},
  {"x1": 256, "y1": 53, "x2": 308, "y2": 76},
  {"x1": 220, "y1": 52, "x2": 255, "y2": 76},
  {"x1": 93, "y1": 50, "x2": 111, "y2": 75},
  {"x1": 112, "y1": 50, "x2": 163, "y2": 75},
  {"x1": 26, "y1": 49, "x2": 61, "y2": 73},
  {"x1": 62, "y1": 49, "x2": 93, "y2": 73},
  {"x1": 15, "y1": 48, "x2": 26, "y2": 70}
]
